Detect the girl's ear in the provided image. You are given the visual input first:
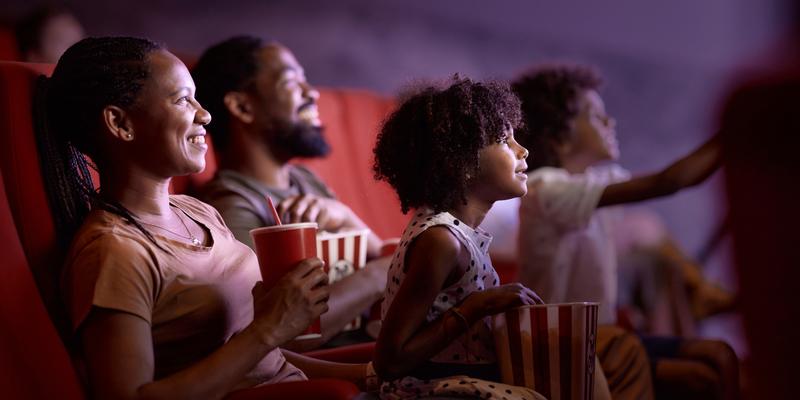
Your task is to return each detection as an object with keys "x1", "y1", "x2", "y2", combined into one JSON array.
[
  {"x1": 102, "y1": 105, "x2": 134, "y2": 141},
  {"x1": 223, "y1": 91, "x2": 255, "y2": 124}
]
